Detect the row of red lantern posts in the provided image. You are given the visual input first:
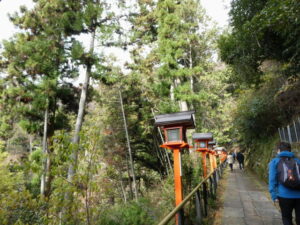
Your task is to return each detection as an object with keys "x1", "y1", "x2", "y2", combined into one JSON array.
[{"x1": 154, "y1": 111, "x2": 227, "y2": 225}]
